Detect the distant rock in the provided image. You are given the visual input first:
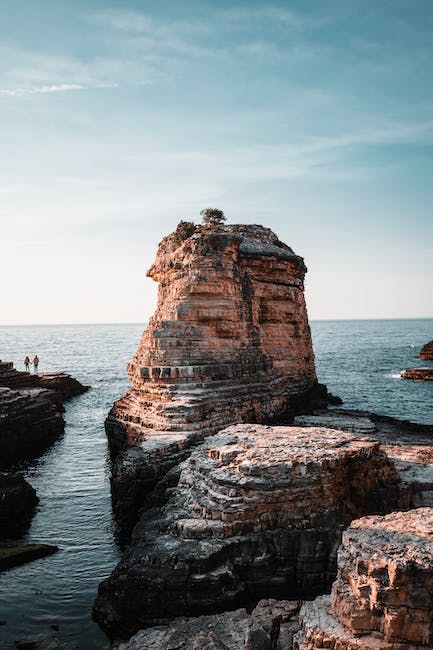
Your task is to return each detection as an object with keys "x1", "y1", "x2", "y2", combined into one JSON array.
[
  {"x1": 0, "y1": 472, "x2": 38, "y2": 537},
  {"x1": 419, "y1": 339, "x2": 433, "y2": 360},
  {"x1": 401, "y1": 367, "x2": 433, "y2": 381}
]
